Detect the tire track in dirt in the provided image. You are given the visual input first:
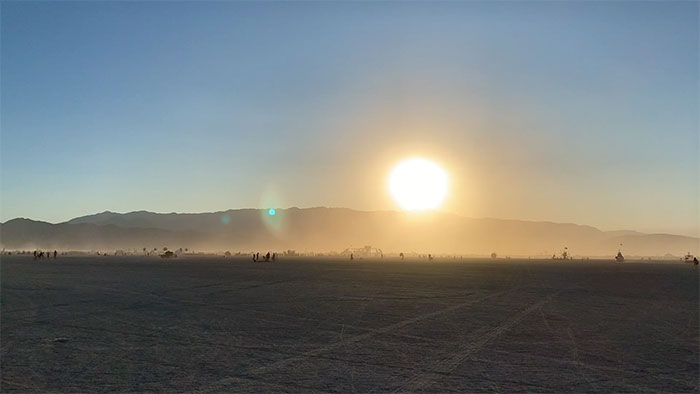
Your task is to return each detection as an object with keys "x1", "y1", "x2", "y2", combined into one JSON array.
[
  {"x1": 478, "y1": 349, "x2": 685, "y2": 389},
  {"x1": 249, "y1": 309, "x2": 444, "y2": 345},
  {"x1": 200, "y1": 287, "x2": 519, "y2": 393},
  {"x1": 393, "y1": 288, "x2": 565, "y2": 393}
]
